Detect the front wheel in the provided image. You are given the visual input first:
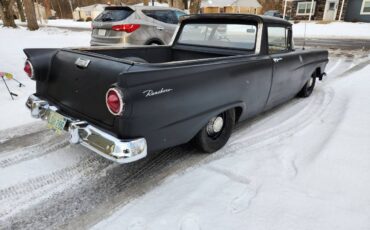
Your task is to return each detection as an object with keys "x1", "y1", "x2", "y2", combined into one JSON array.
[
  {"x1": 192, "y1": 109, "x2": 235, "y2": 153},
  {"x1": 297, "y1": 72, "x2": 316, "y2": 98}
]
